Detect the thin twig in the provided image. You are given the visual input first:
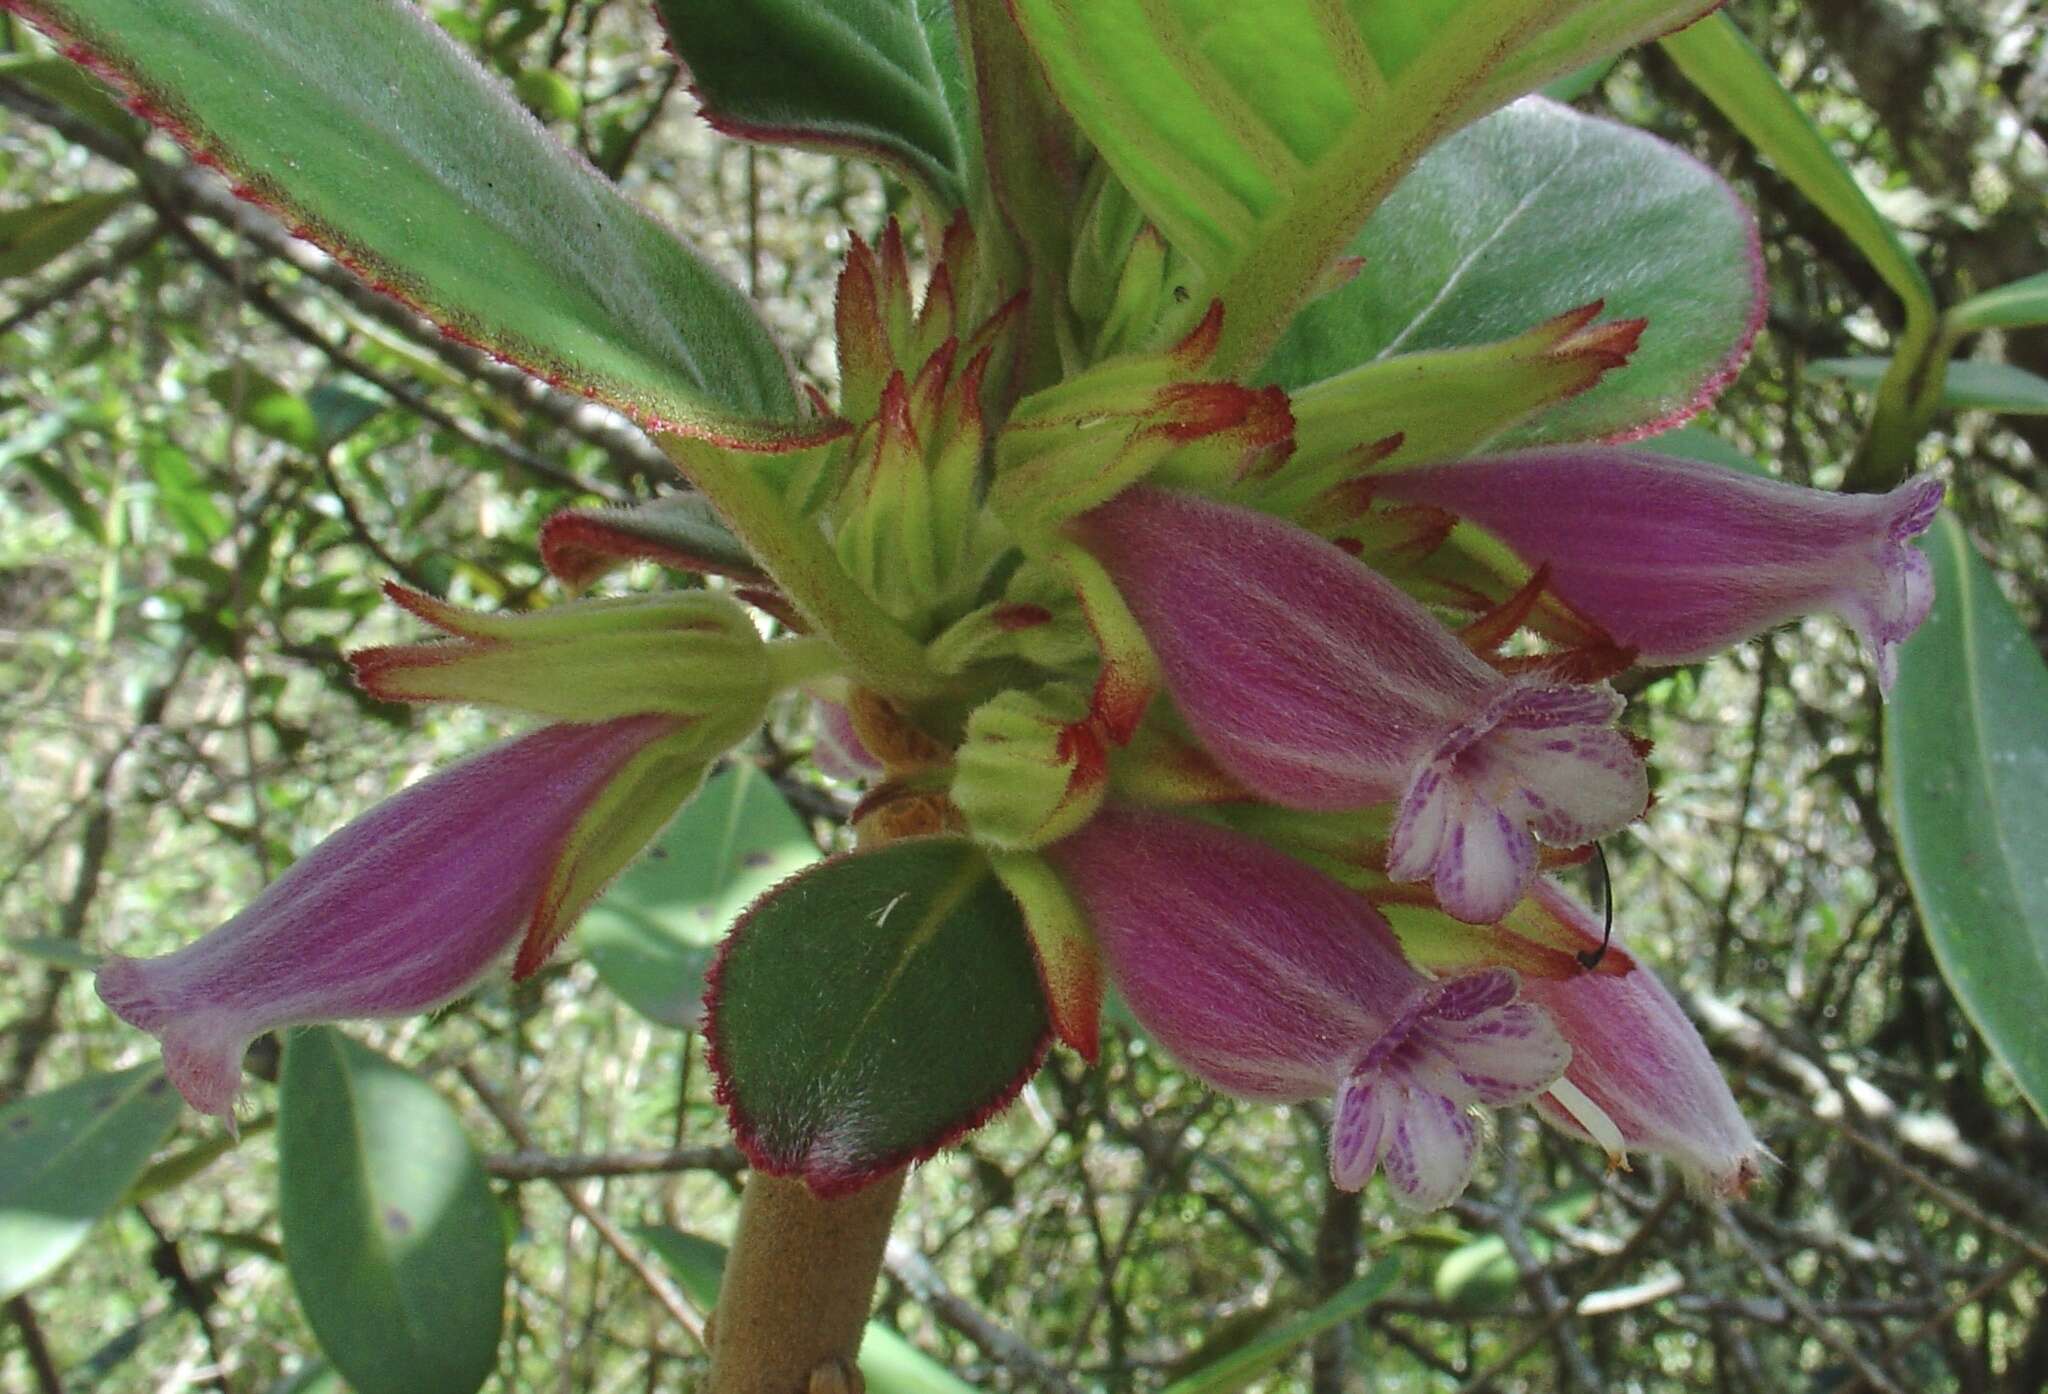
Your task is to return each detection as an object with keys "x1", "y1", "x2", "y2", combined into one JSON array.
[
  {"x1": 6, "y1": 1294, "x2": 64, "y2": 1394},
  {"x1": 484, "y1": 1144, "x2": 745, "y2": 1182},
  {"x1": 458, "y1": 1064, "x2": 708, "y2": 1352},
  {"x1": 883, "y1": 1239, "x2": 1085, "y2": 1394},
  {"x1": 1713, "y1": 1204, "x2": 1909, "y2": 1394}
]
